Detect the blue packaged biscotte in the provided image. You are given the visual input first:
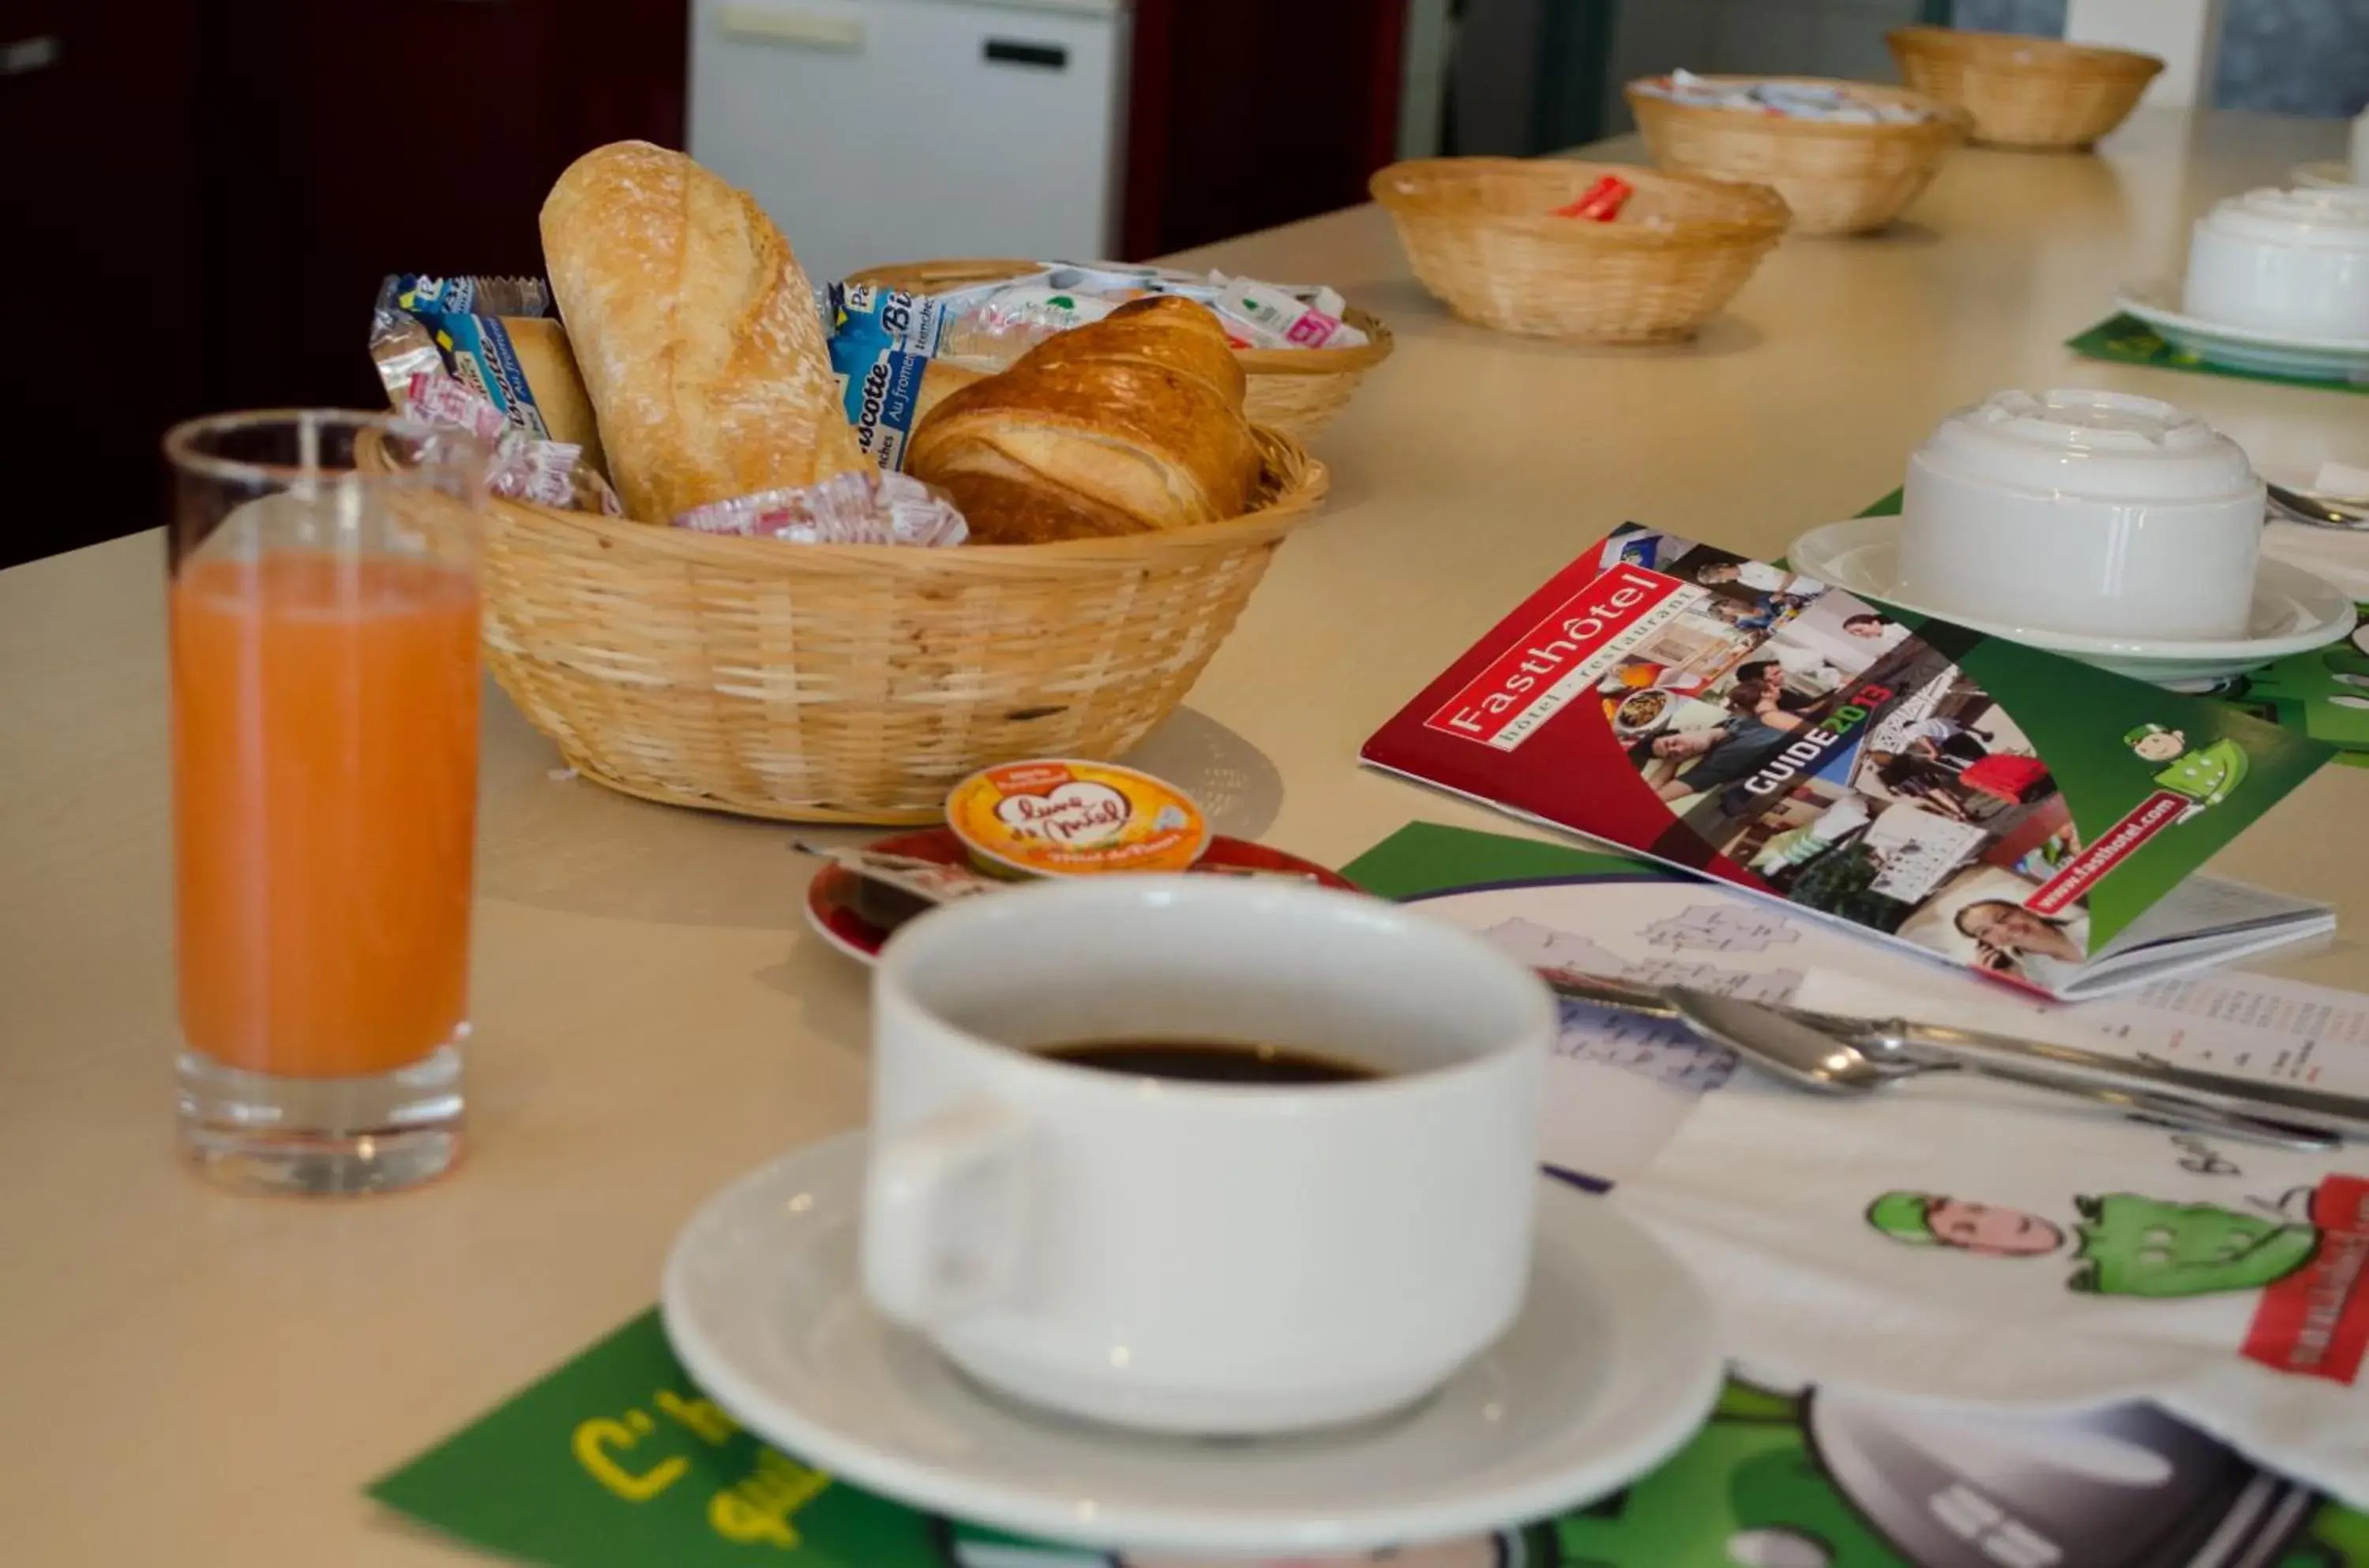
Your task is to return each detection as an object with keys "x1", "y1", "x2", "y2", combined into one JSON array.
[
  {"x1": 825, "y1": 270, "x2": 1183, "y2": 470},
  {"x1": 826, "y1": 283, "x2": 971, "y2": 472},
  {"x1": 369, "y1": 273, "x2": 621, "y2": 516},
  {"x1": 389, "y1": 274, "x2": 548, "y2": 316},
  {"x1": 371, "y1": 275, "x2": 558, "y2": 440}
]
